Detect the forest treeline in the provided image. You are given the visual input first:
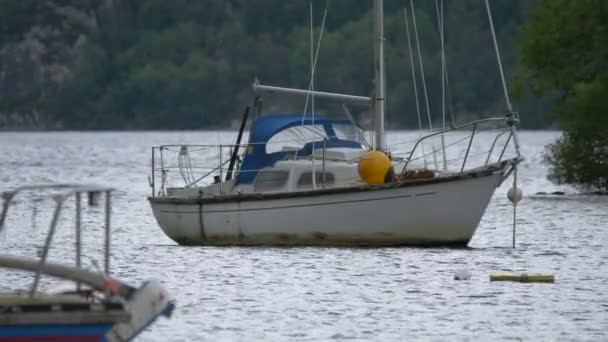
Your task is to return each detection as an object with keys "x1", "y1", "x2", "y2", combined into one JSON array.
[{"x1": 0, "y1": 0, "x2": 549, "y2": 130}]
